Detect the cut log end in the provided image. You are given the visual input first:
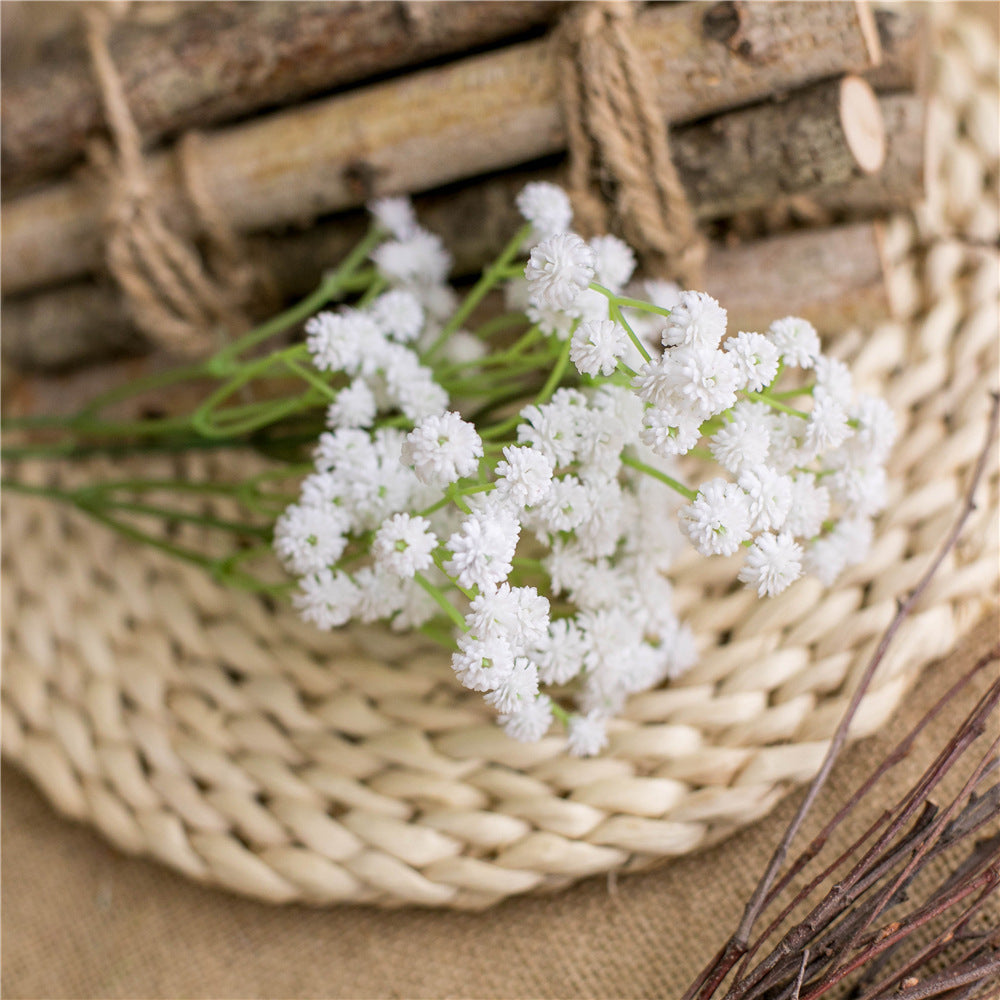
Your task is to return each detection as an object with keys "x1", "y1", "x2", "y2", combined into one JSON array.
[{"x1": 840, "y1": 75, "x2": 887, "y2": 175}]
